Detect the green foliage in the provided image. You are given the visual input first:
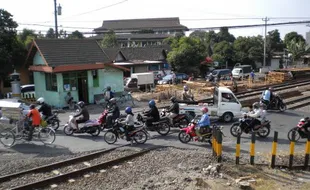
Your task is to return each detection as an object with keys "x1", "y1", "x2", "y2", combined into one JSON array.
[
  {"x1": 167, "y1": 36, "x2": 206, "y2": 73},
  {"x1": 217, "y1": 27, "x2": 235, "y2": 43},
  {"x1": 0, "y1": 9, "x2": 26, "y2": 77},
  {"x1": 68, "y1": 30, "x2": 84, "y2": 39},
  {"x1": 212, "y1": 41, "x2": 234, "y2": 62},
  {"x1": 286, "y1": 39, "x2": 310, "y2": 63},
  {"x1": 284, "y1": 32, "x2": 305, "y2": 47},
  {"x1": 100, "y1": 30, "x2": 118, "y2": 48},
  {"x1": 45, "y1": 28, "x2": 55, "y2": 38}
]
